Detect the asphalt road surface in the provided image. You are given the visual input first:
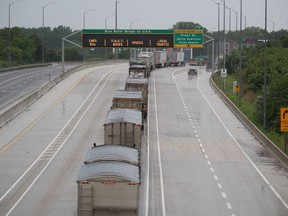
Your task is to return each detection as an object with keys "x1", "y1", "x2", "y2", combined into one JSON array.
[{"x1": 0, "y1": 62, "x2": 287, "y2": 216}]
